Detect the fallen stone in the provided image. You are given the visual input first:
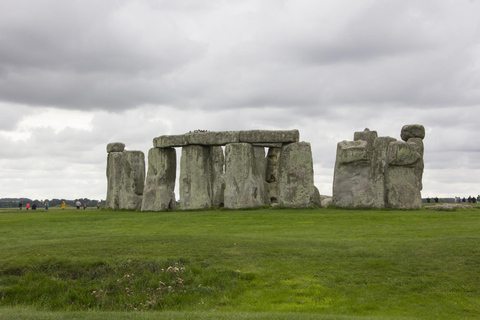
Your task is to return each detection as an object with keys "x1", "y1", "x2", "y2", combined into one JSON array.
[{"x1": 425, "y1": 204, "x2": 472, "y2": 210}]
